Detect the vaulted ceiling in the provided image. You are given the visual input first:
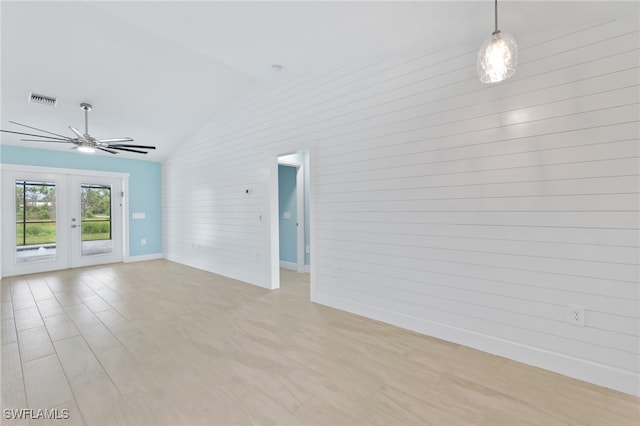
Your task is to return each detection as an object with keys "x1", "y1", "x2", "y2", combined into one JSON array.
[{"x1": 1, "y1": 1, "x2": 634, "y2": 161}]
